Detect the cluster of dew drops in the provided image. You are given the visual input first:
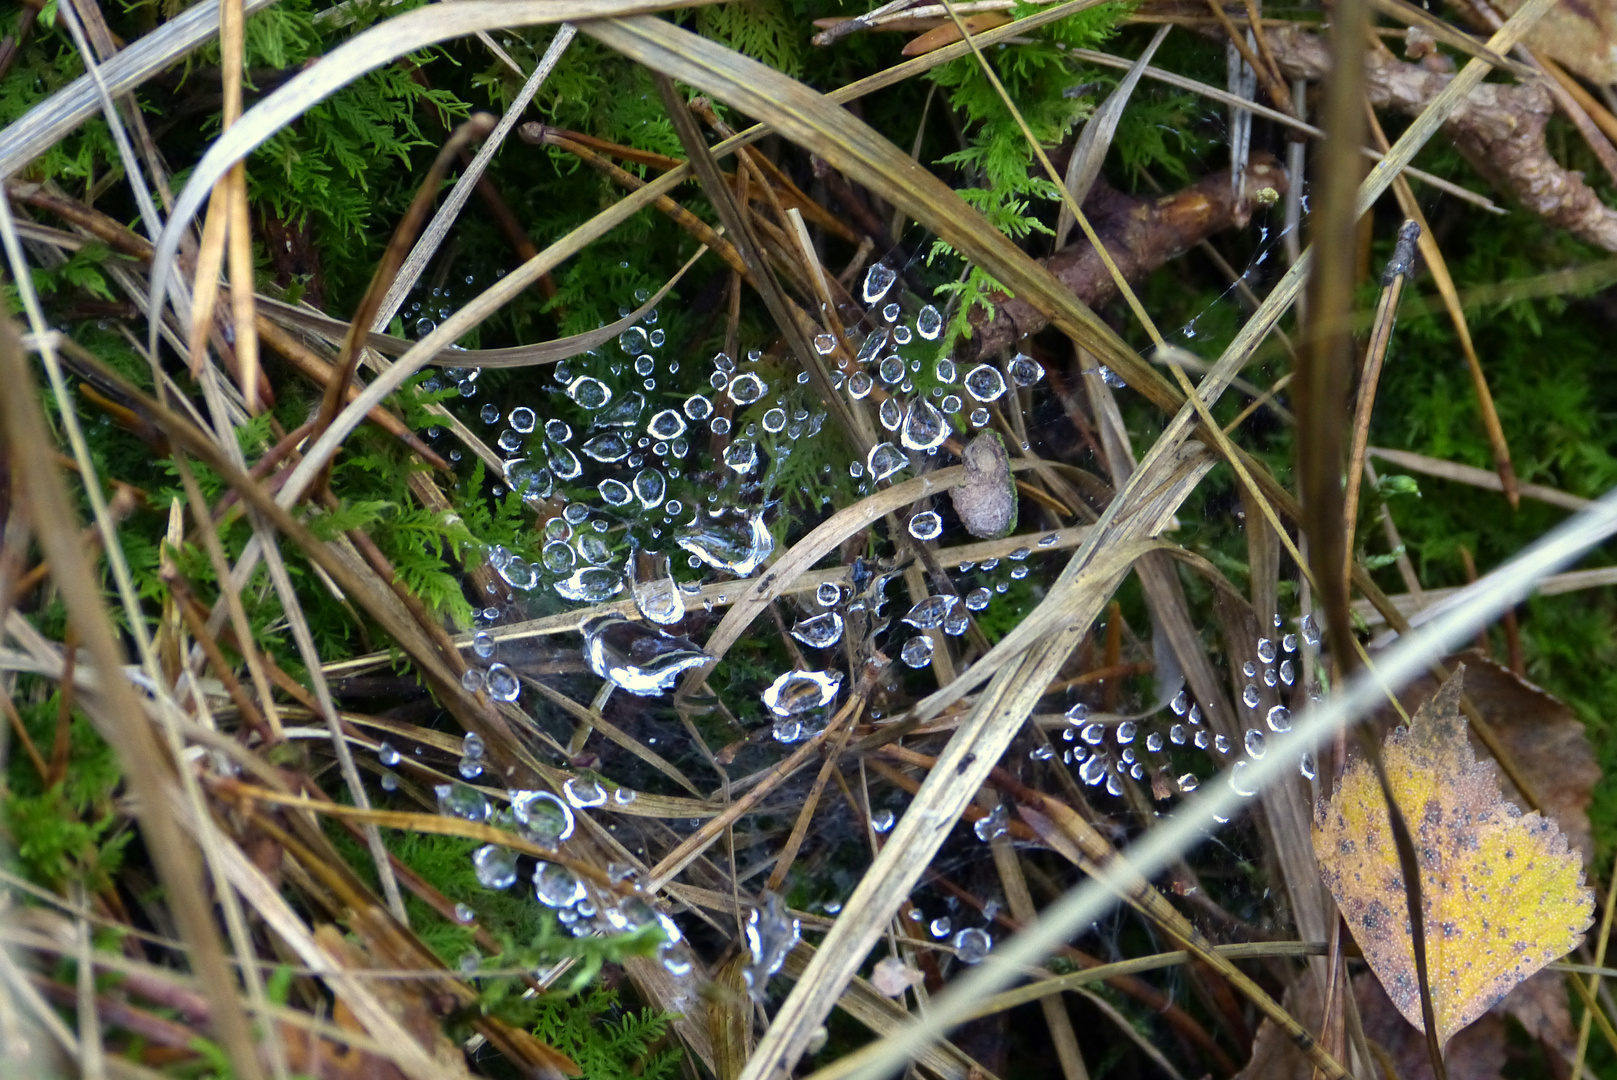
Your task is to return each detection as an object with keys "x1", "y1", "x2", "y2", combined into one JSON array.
[
  {"x1": 383, "y1": 263, "x2": 1313, "y2": 985},
  {"x1": 1052, "y1": 613, "x2": 1325, "y2": 818}
]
